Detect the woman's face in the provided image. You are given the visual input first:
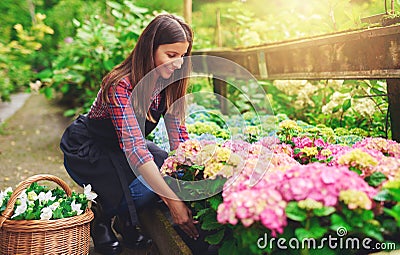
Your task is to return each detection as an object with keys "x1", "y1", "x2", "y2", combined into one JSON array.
[{"x1": 154, "y1": 41, "x2": 189, "y2": 79}]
